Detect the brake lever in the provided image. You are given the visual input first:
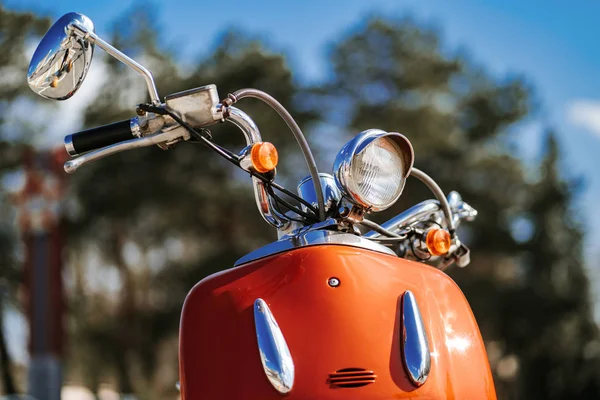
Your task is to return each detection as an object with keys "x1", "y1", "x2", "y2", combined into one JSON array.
[{"x1": 64, "y1": 126, "x2": 188, "y2": 173}]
